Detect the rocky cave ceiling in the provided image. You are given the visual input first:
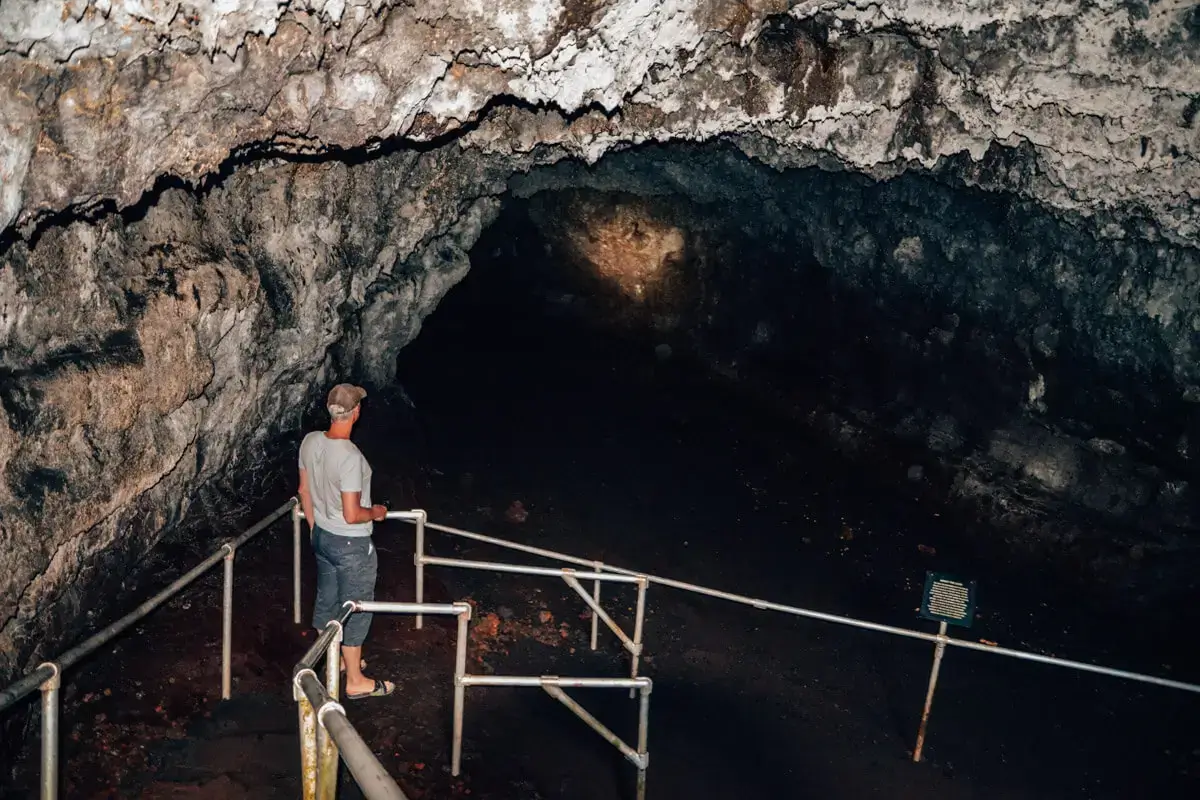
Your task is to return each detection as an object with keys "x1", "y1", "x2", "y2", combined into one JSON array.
[{"x1": 1, "y1": 0, "x2": 1198, "y2": 244}]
